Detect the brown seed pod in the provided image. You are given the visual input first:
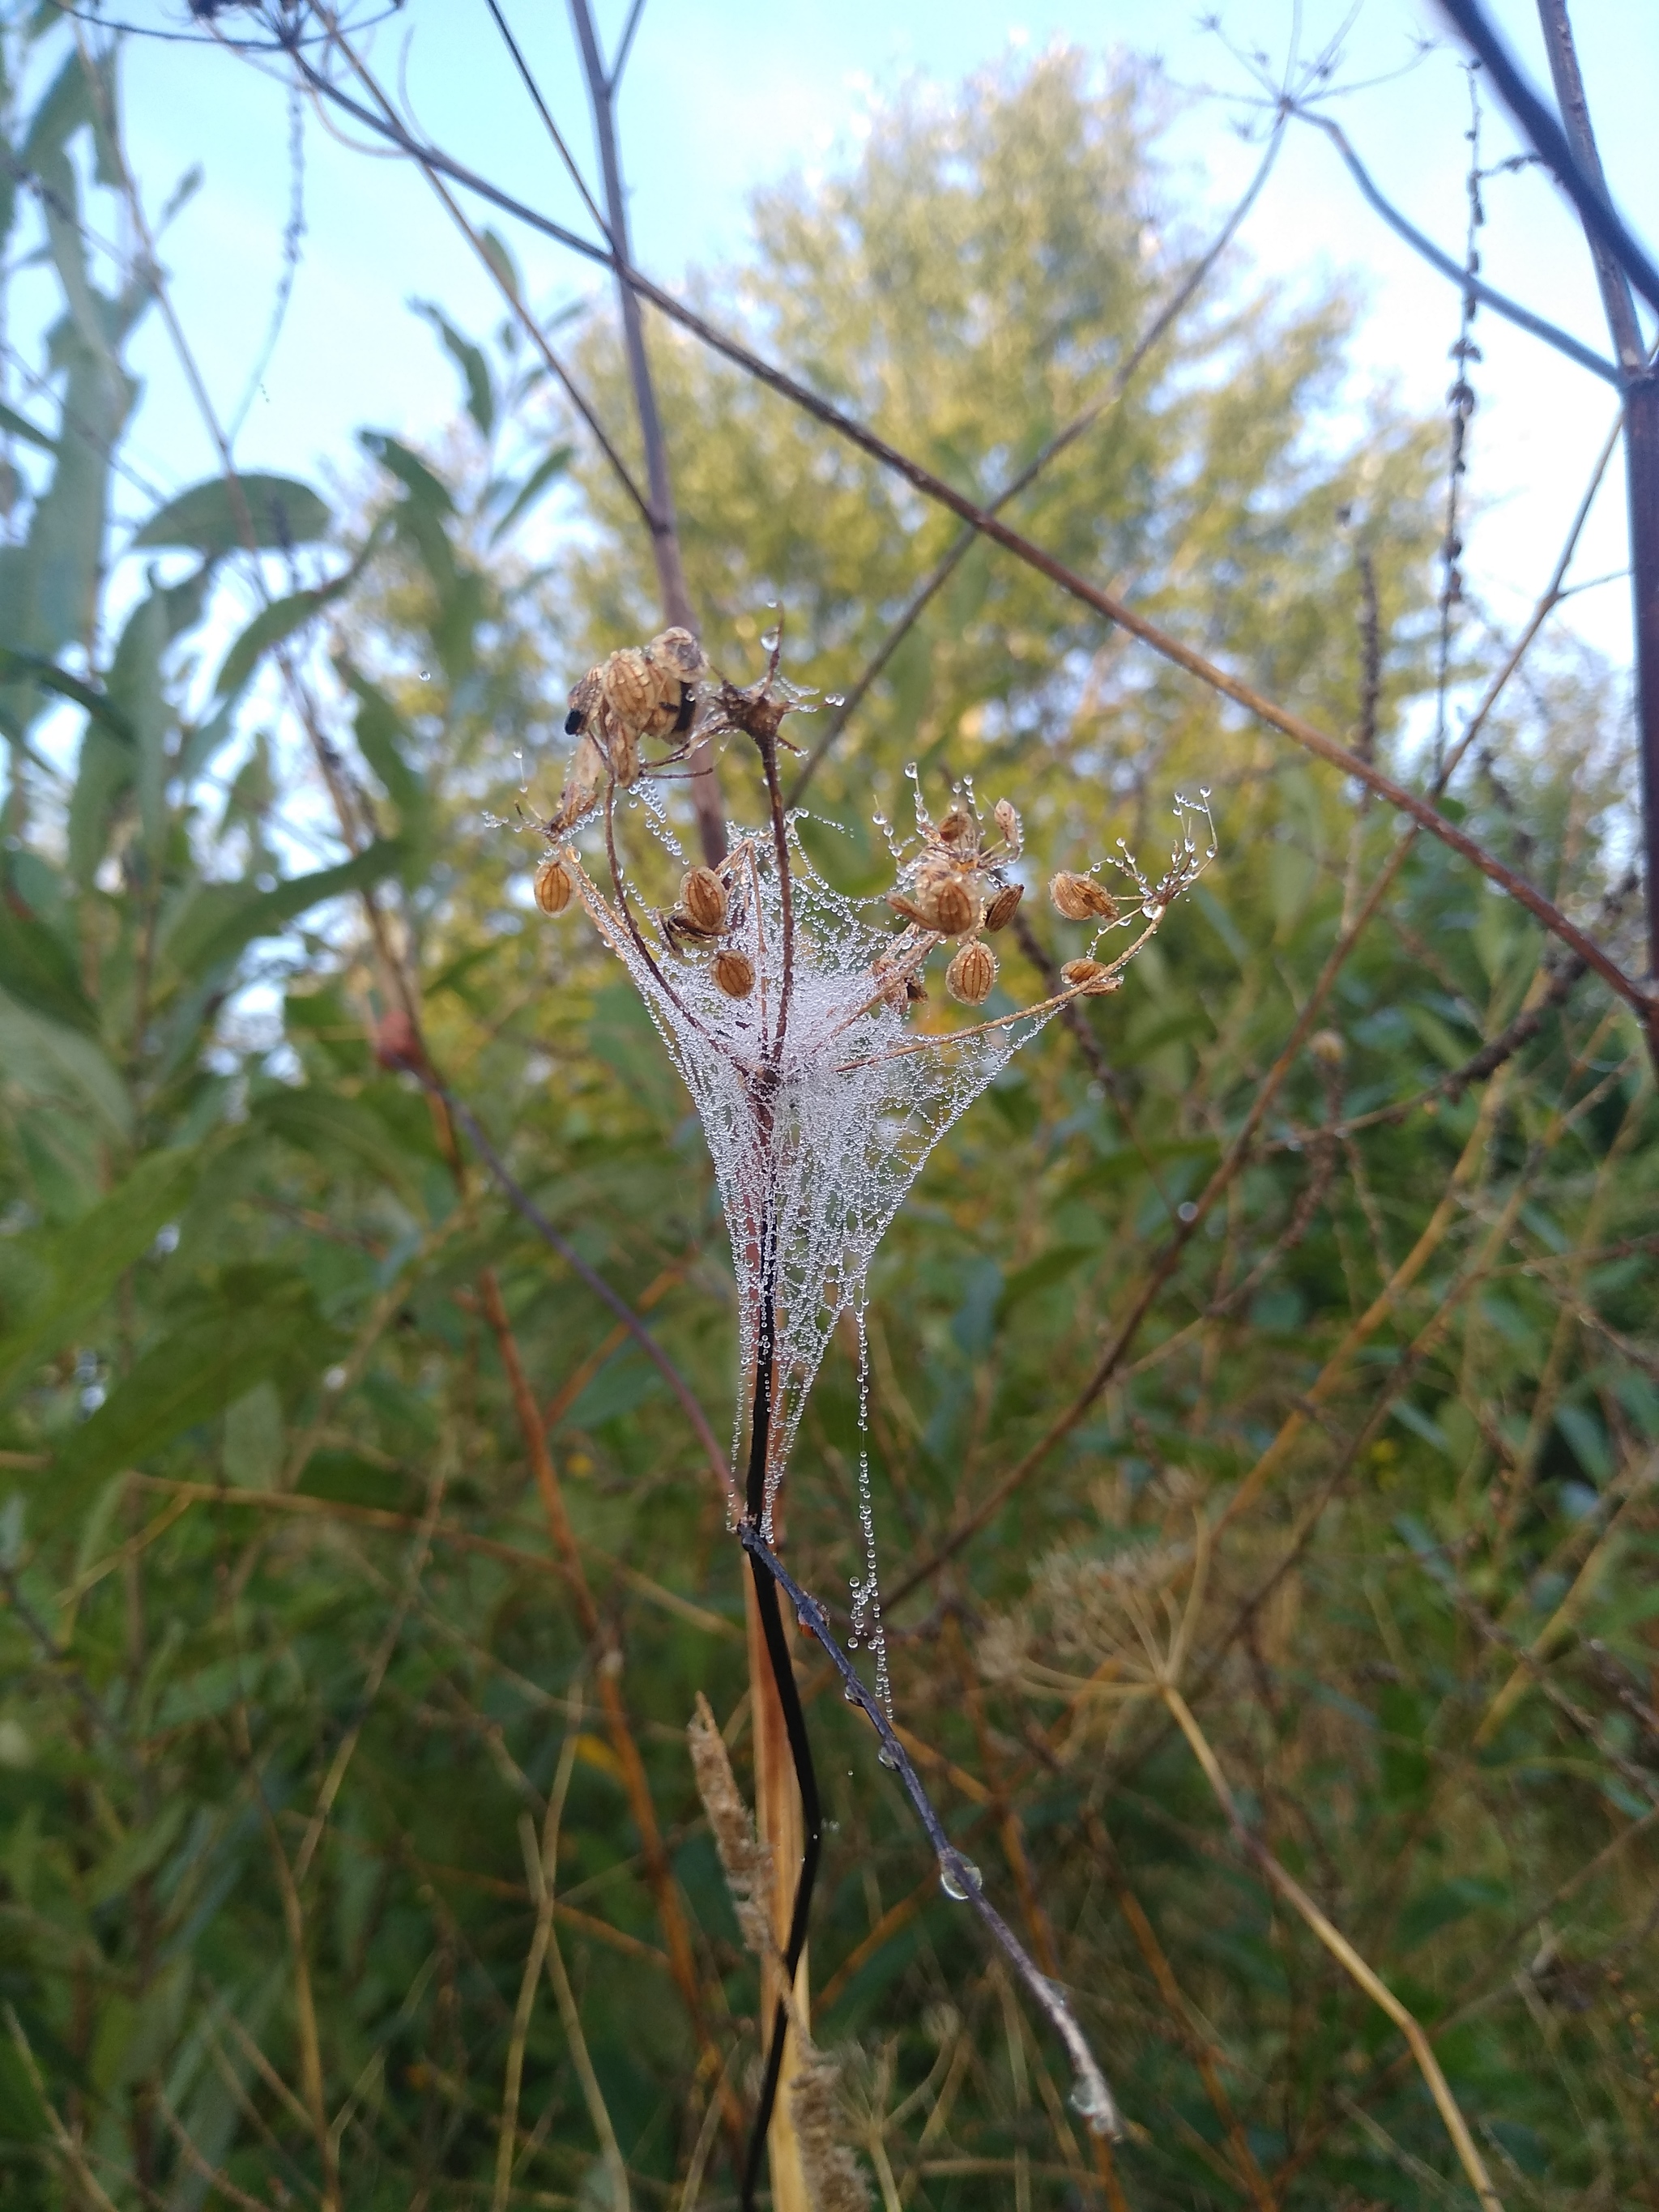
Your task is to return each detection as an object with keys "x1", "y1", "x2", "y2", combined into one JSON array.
[
  {"x1": 947, "y1": 939, "x2": 996, "y2": 1005},
  {"x1": 603, "y1": 647, "x2": 659, "y2": 734},
  {"x1": 716, "y1": 946, "x2": 765, "y2": 999},
  {"x1": 711, "y1": 948, "x2": 756, "y2": 999},
  {"x1": 983, "y1": 882, "x2": 1024, "y2": 932},
  {"x1": 646, "y1": 627, "x2": 706, "y2": 683},
  {"x1": 930, "y1": 876, "x2": 977, "y2": 937},
  {"x1": 1062, "y1": 957, "x2": 1118, "y2": 995},
  {"x1": 937, "y1": 802, "x2": 976, "y2": 848},
  {"x1": 1050, "y1": 871, "x2": 1119, "y2": 923},
  {"x1": 680, "y1": 865, "x2": 728, "y2": 936},
  {"x1": 993, "y1": 798, "x2": 1021, "y2": 855},
  {"x1": 533, "y1": 855, "x2": 574, "y2": 915}
]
